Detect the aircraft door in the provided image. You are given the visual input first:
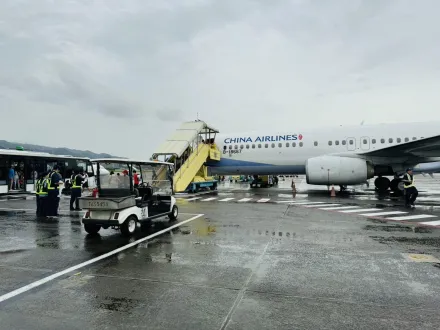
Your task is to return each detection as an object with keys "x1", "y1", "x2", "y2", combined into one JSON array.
[
  {"x1": 360, "y1": 136, "x2": 370, "y2": 151},
  {"x1": 346, "y1": 137, "x2": 356, "y2": 151}
]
